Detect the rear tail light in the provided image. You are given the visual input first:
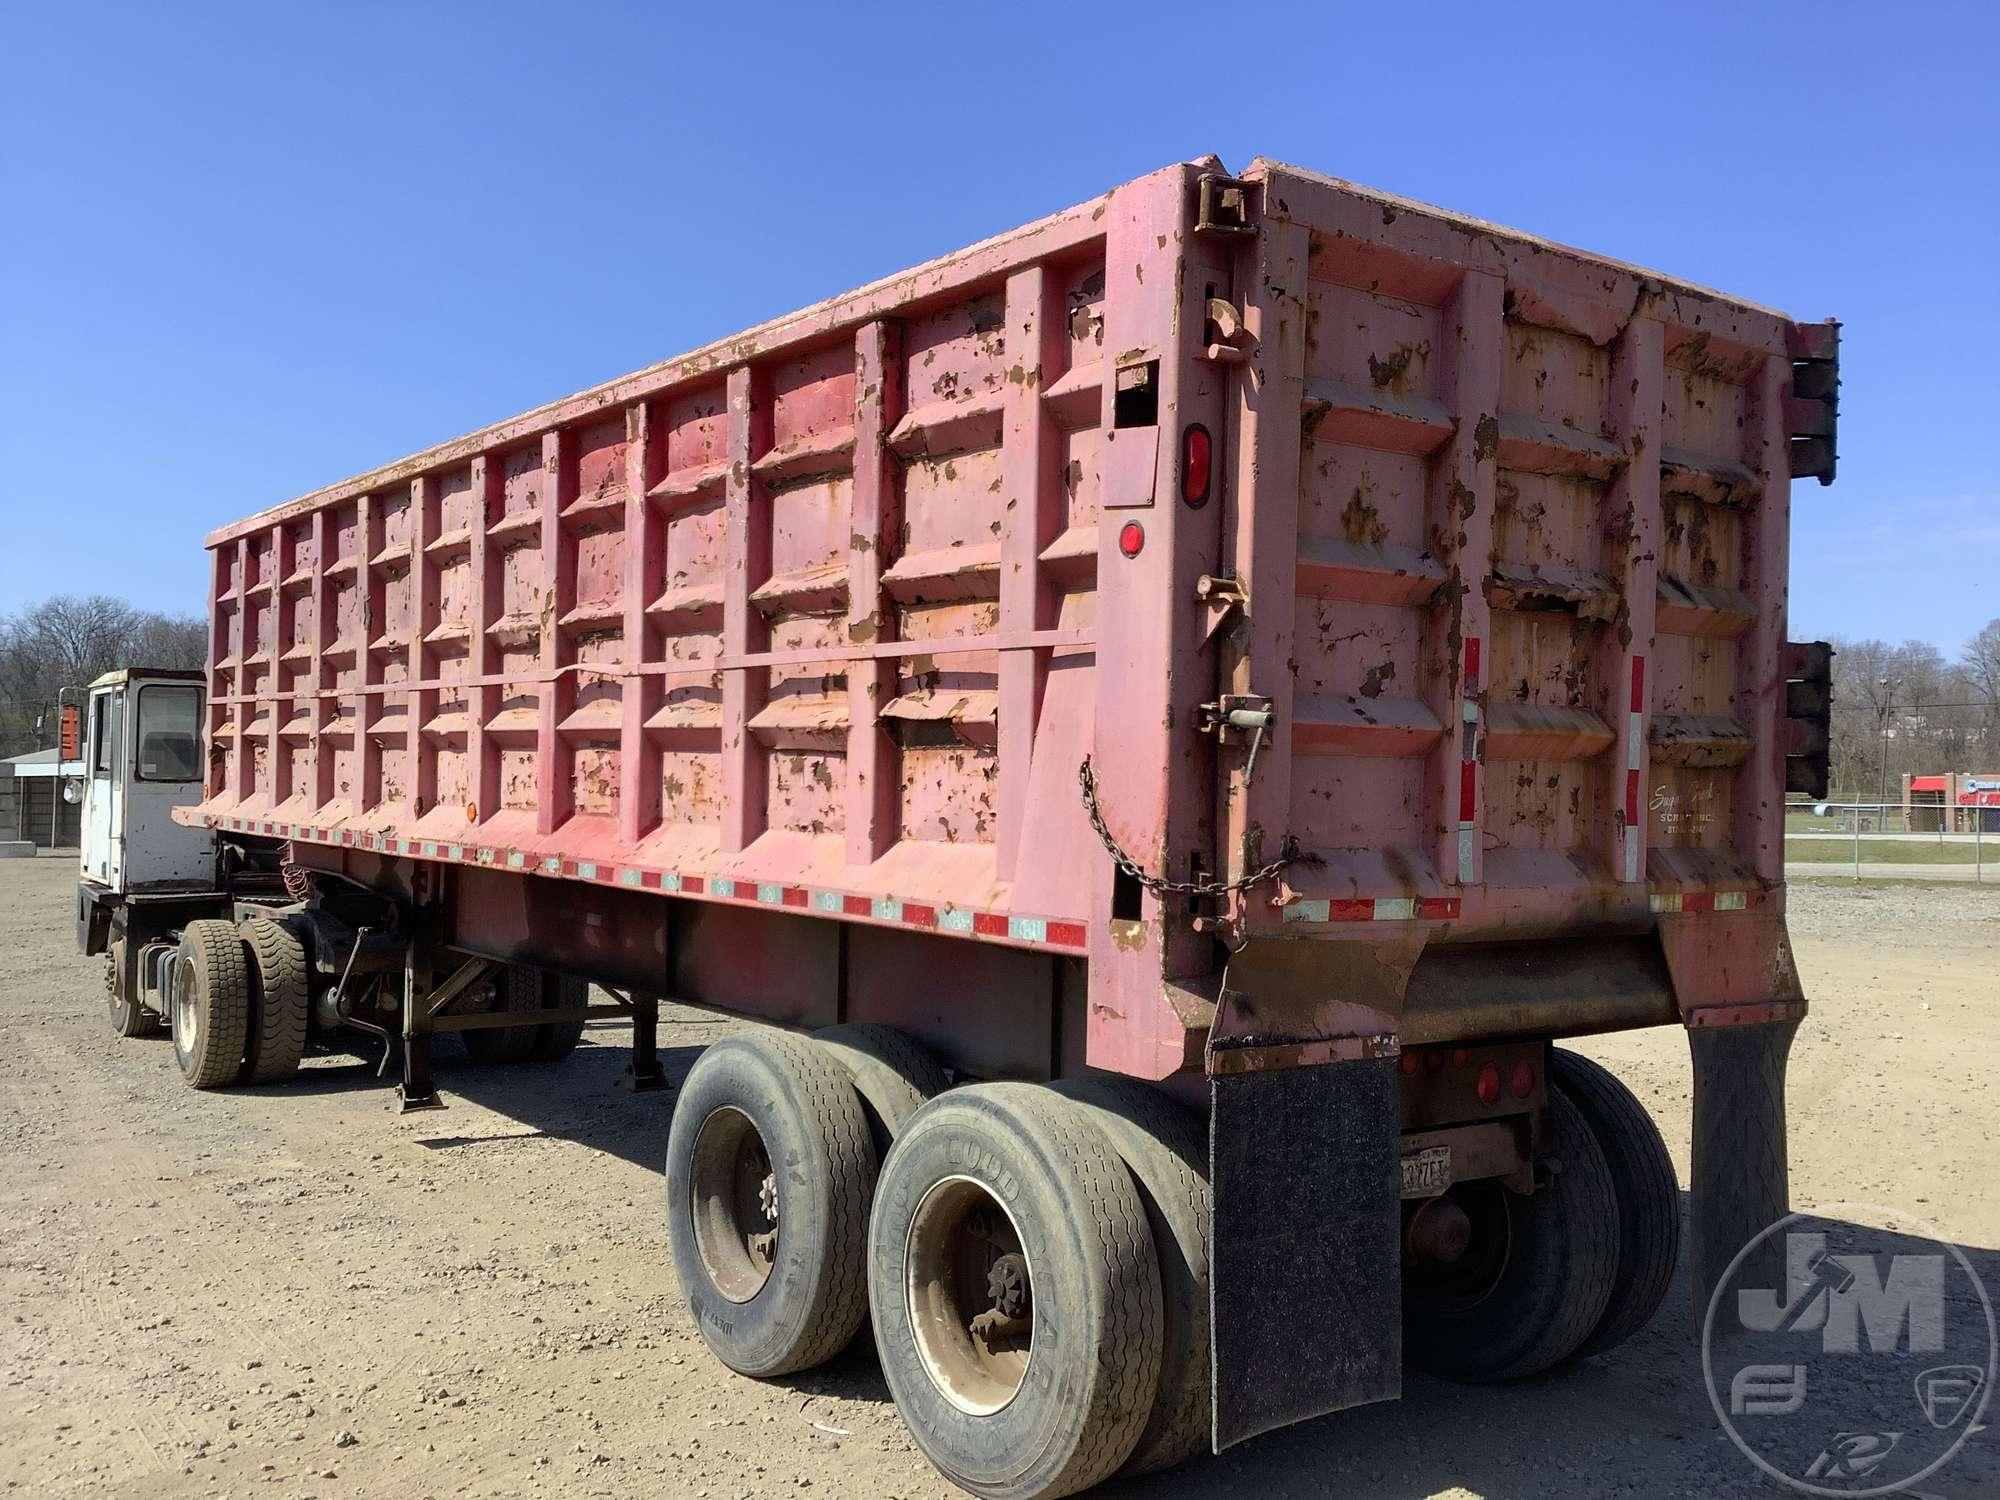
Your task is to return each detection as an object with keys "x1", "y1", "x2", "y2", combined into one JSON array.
[
  {"x1": 1181, "y1": 423, "x2": 1212, "y2": 508},
  {"x1": 1476, "y1": 1063, "x2": 1501, "y2": 1106},
  {"x1": 1509, "y1": 1059, "x2": 1536, "y2": 1099},
  {"x1": 1118, "y1": 521, "x2": 1145, "y2": 558}
]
